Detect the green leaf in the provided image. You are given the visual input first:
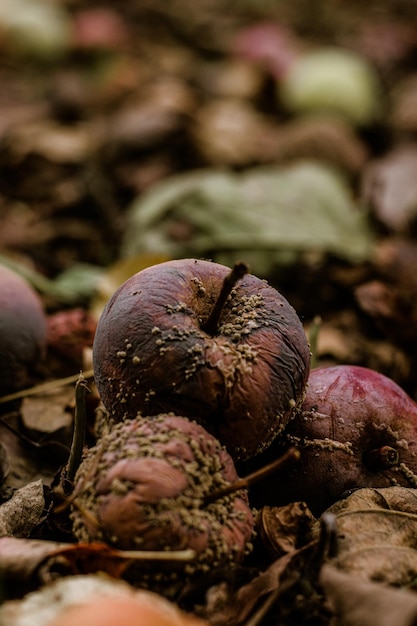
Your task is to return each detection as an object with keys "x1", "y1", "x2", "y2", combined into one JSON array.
[{"x1": 122, "y1": 161, "x2": 375, "y2": 277}]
